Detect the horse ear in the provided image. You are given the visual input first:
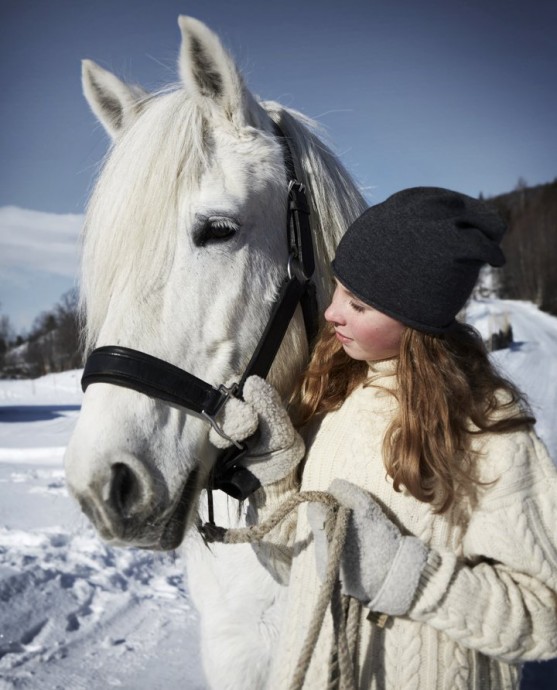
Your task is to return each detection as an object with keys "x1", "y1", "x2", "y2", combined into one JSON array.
[
  {"x1": 177, "y1": 16, "x2": 250, "y2": 123},
  {"x1": 82, "y1": 59, "x2": 147, "y2": 139}
]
